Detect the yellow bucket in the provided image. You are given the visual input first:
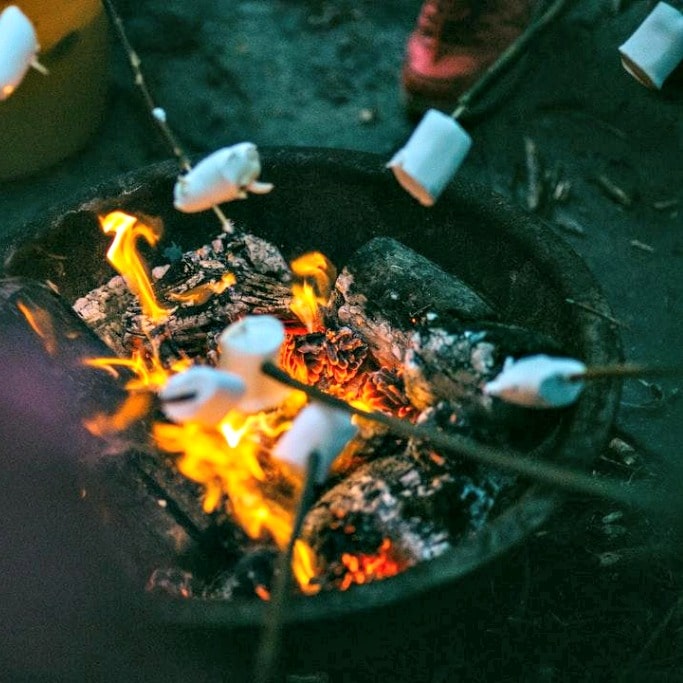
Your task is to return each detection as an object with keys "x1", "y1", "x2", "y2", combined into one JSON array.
[{"x1": 0, "y1": 1, "x2": 110, "y2": 180}]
